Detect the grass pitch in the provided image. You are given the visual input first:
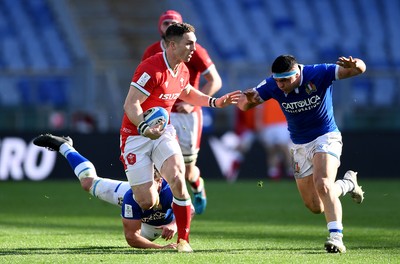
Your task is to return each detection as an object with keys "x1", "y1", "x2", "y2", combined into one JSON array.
[{"x1": 0, "y1": 179, "x2": 399, "y2": 263}]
